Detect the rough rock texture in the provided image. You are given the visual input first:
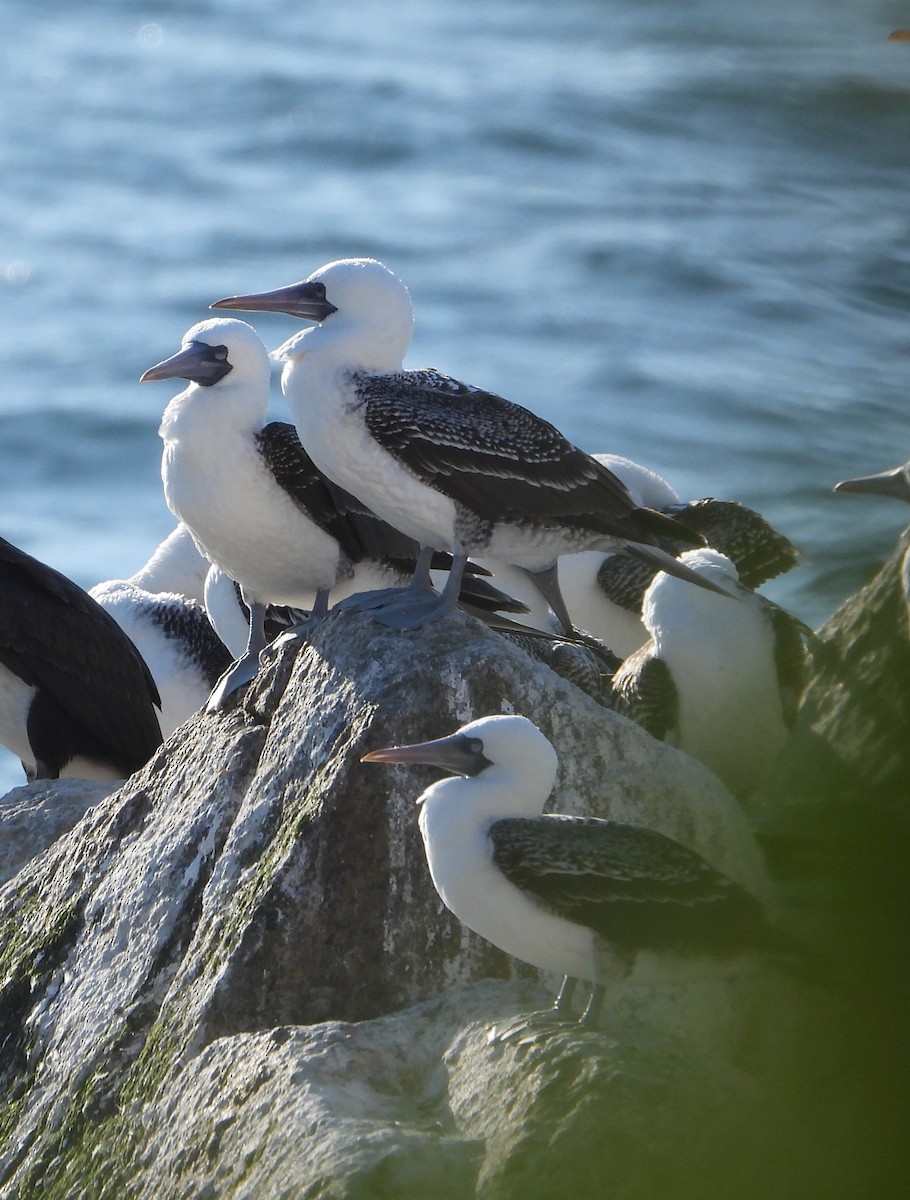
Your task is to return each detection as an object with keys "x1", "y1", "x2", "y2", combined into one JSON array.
[
  {"x1": 0, "y1": 608, "x2": 901, "y2": 1197},
  {"x1": 0, "y1": 779, "x2": 115, "y2": 886}
]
